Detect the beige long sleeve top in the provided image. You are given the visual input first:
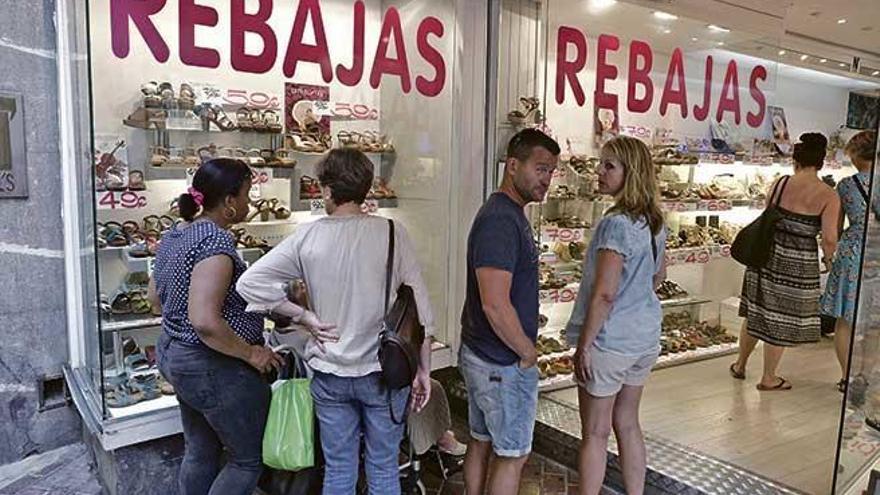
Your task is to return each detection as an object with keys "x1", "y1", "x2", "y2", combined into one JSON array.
[{"x1": 237, "y1": 214, "x2": 435, "y2": 377}]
